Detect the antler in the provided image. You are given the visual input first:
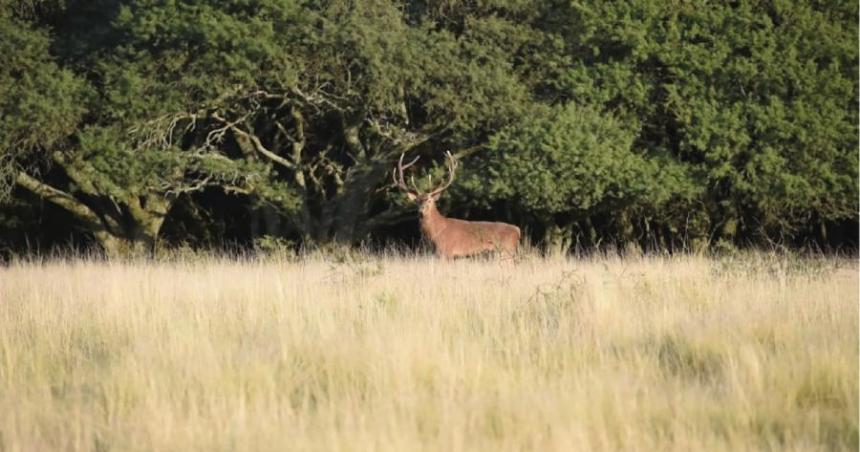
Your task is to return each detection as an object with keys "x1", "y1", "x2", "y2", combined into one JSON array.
[
  {"x1": 427, "y1": 151, "x2": 458, "y2": 197},
  {"x1": 392, "y1": 151, "x2": 458, "y2": 197},
  {"x1": 392, "y1": 153, "x2": 421, "y2": 194}
]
